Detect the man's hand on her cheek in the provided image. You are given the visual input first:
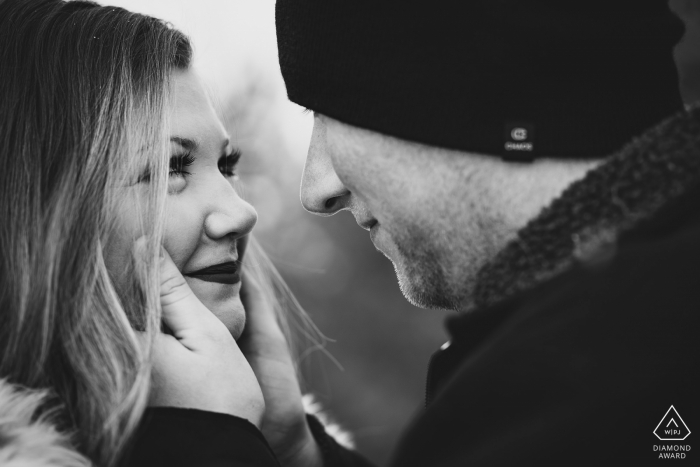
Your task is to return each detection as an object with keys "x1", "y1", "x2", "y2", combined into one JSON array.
[
  {"x1": 239, "y1": 274, "x2": 322, "y2": 467},
  {"x1": 132, "y1": 236, "x2": 265, "y2": 428}
]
